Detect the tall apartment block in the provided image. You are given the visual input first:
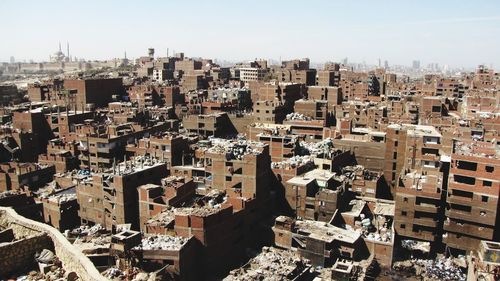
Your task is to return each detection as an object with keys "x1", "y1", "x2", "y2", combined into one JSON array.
[{"x1": 444, "y1": 140, "x2": 500, "y2": 252}]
